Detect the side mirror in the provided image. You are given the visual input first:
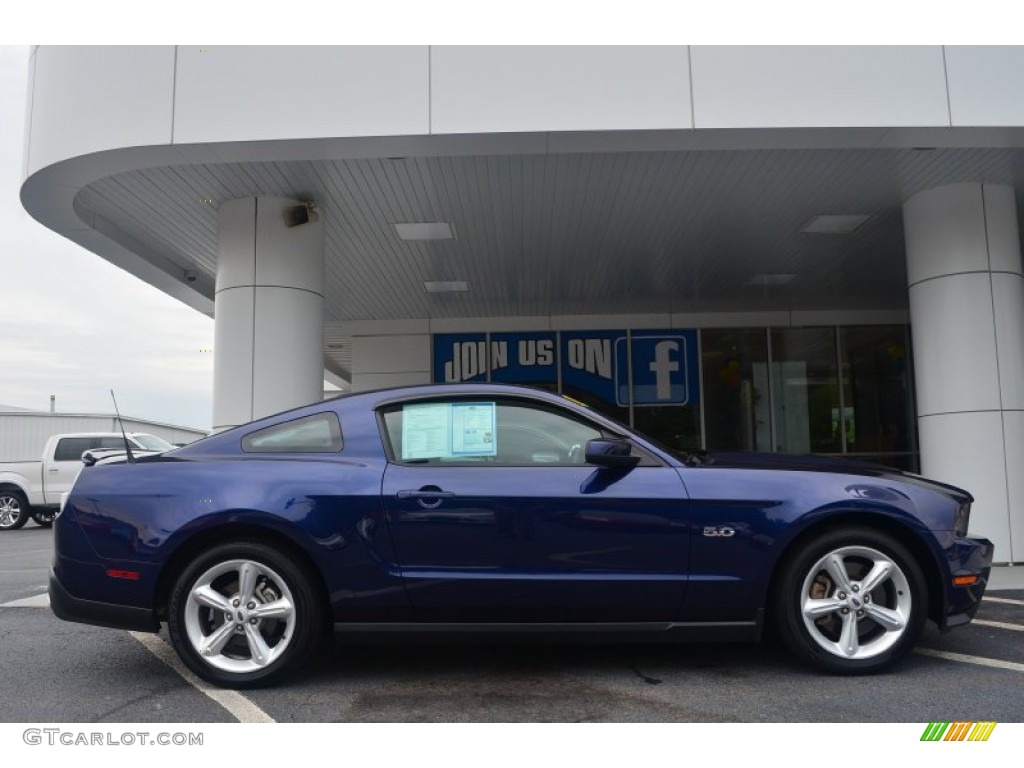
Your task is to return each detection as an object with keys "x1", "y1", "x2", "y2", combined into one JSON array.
[{"x1": 585, "y1": 438, "x2": 640, "y2": 469}]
